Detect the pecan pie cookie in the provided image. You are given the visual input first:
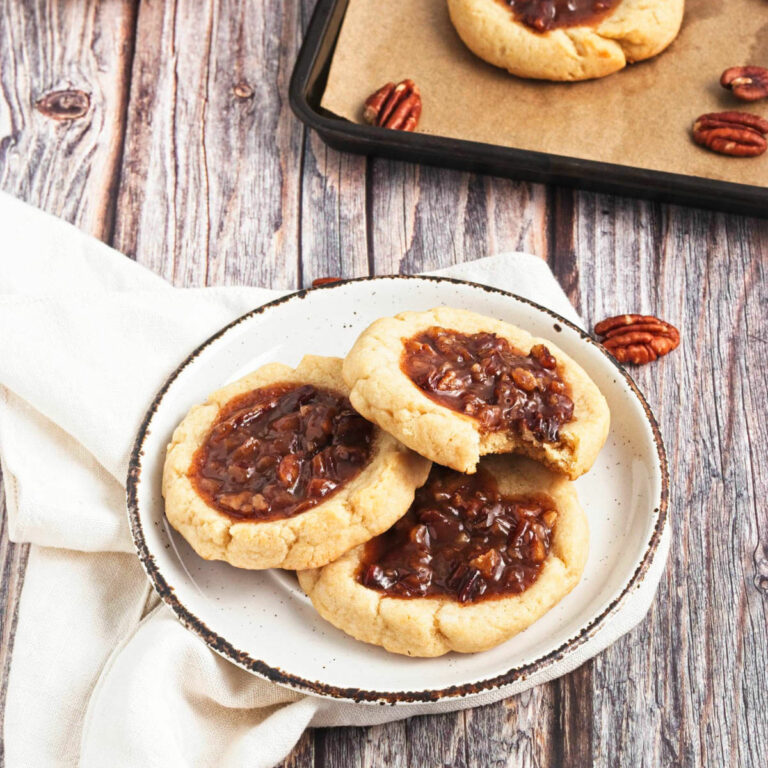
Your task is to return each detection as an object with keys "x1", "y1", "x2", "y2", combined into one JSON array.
[
  {"x1": 447, "y1": 0, "x2": 684, "y2": 81},
  {"x1": 298, "y1": 456, "x2": 588, "y2": 657},
  {"x1": 343, "y1": 308, "x2": 609, "y2": 479},
  {"x1": 162, "y1": 355, "x2": 431, "y2": 570}
]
